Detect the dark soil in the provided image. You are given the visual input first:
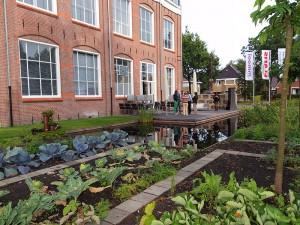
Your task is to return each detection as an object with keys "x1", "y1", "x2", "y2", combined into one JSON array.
[
  {"x1": 120, "y1": 139, "x2": 297, "y2": 225},
  {"x1": 0, "y1": 139, "x2": 296, "y2": 225}
]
